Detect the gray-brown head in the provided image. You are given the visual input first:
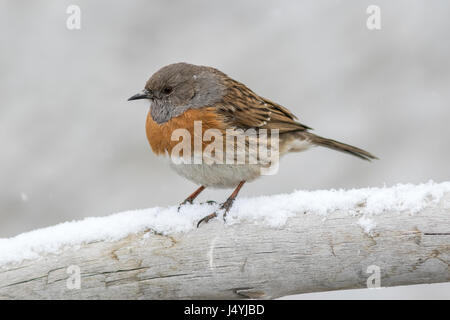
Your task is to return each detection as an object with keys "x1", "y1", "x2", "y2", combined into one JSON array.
[{"x1": 128, "y1": 63, "x2": 226, "y2": 124}]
